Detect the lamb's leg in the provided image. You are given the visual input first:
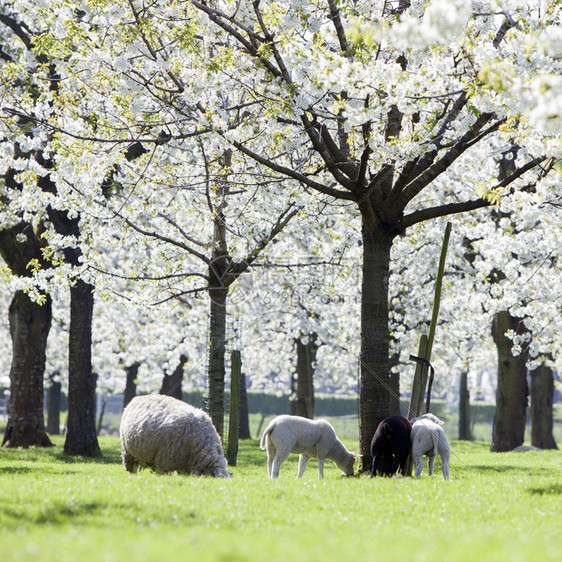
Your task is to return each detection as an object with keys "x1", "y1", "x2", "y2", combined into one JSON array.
[
  {"x1": 297, "y1": 454, "x2": 309, "y2": 478},
  {"x1": 414, "y1": 455, "x2": 424, "y2": 478},
  {"x1": 371, "y1": 456, "x2": 378, "y2": 477},
  {"x1": 271, "y1": 451, "x2": 289, "y2": 479},
  {"x1": 317, "y1": 457, "x2": 325, "y2": 479},
  {"x1": 428, "y1": 455, "x2": 435, "y2": 476},
  {"x1": 440, "y1": 448, "x2": 450, "y2": 479},
  {"x1": 266, "y1": 443, "x2": 276, "y2": 478}
]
